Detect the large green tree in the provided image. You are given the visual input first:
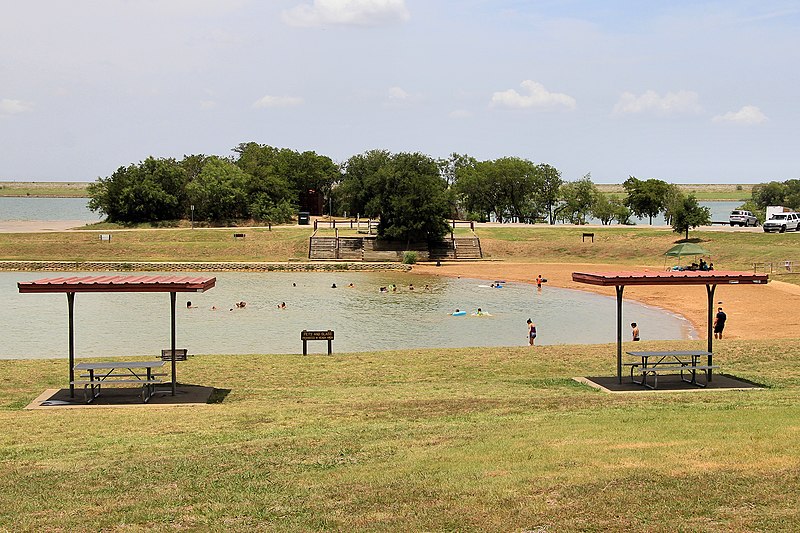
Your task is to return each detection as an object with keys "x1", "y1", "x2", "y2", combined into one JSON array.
[
  {"x1": 533, "y1": 163, "x2": 563, "y2": 225},
  {"x1": 591, "y1": 193, "x2": 631, "y2": 225},
  {"x1": 336, "y1": 149, "x2": 392, "y2": 218},
  {"x1": 623, "y1": 176, "x2": 671, "y2": 224},
  {"x1": 87, "y1": 157, "x2": 187, "y2": 223},
  {"x1": 556, "y1": 175, "x2": 598, "y2": 224},
  {"x1": 185, "y1": 157, "x2": 249, "y2": 222},
  {"x1": 374, "y1": 152, "x2": 452, "y2": 242},
  {"x1": 453, "y1": 161, "x2": 503, "y2": 222},
  {"x1": 672, "y1": 195, "x2": 711, "y2": 239}
]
